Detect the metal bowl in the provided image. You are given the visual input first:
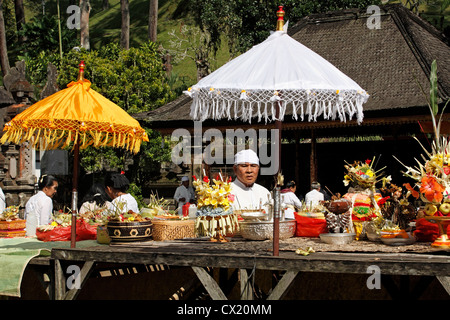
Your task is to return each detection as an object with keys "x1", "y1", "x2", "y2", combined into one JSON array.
[
  {"x1": 239, "y1": 219, "x2": 296, "y2": 240},
  {"x1": 380, "y1": 233, "x2": 416, "y2": 246},
  {"x1": 319, "y1": 233, "x2": 356, "y2": 245},
  {"x1": 236, "y1": 210, "x2": 268, "y2": 221}
]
